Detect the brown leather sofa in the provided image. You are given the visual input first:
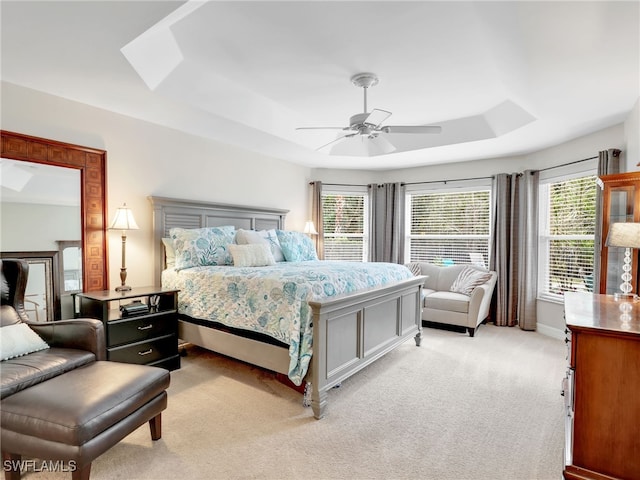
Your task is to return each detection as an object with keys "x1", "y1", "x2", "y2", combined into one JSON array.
[{"x1": 1, "y1": 259, "x2": 170, "y2": 480}]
